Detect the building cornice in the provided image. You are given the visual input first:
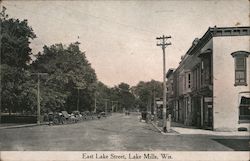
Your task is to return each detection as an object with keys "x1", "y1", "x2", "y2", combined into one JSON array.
[
  {"x1": 171, "y1": 26, "x2": 250, "y2": 75},
  {"x1": 187, "y1": 26, "x2": 250, "y2": 56},
  {"x1": 231, "y1": 51, "x2": 250, "y2": 57}
]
